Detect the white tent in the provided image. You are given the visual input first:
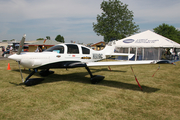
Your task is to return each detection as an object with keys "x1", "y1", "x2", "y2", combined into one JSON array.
[
  {"x1": 115, "y1": 30, "x2": 180, "y2": 48},
  {"x1": 114, "y1": 30, "x2": 180, "y2": 60}
]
